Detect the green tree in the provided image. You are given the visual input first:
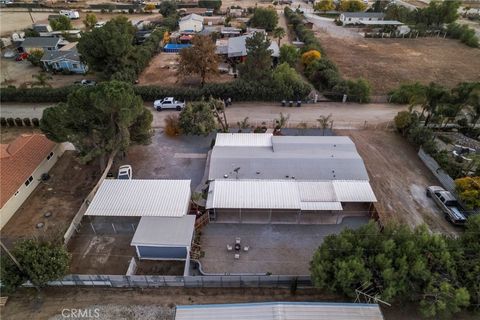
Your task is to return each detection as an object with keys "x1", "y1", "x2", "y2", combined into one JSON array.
[
  {"x1": 339, "y1": 0, "x2": 367, "y2": 12},
  {"x1": 346, "y1": 78, "x2": 371, "y2": 103},
  {"x1": 315, "y1": 0, "x2": 335, "y2": 12},
  {"x1": 83, "y1": 13, "x2": 98, "y2": 30},
  {"x1": 40, "y1": 81, "x2": 152, "y2": 170},
  {"x1": 159, "y1": 0, "x2": 177, "y2": 17},
  {"x1": 27, "y1": 48, "x2": 44, "y2": 67},
  {"x1": 198, "y1": 0, "x2": 222, "y2": 10},
  {"x1": 0, "y1": 239, "x2": 70, "y2": 293},
  {"x1": 279, "y1": 44, "x2": 298, "y2": 67},
  {"x1": 273, "y1": 27, "x2": 286, "y2": 46},
  {"x1": 178, "y1": 35, "x2": 219, "y2": 87},
  {"x1": 311, "y1": 222, "x2": 470, "y2": 318},
  {"x1": 179, "y1": 100, "x2": 217, "y2": 136},
  {"x1": 249, "y1": 7, "x2": 278, "y2": 31},
  {"x1": 394, "y1": 110, "x2": 413, "y2": 136},
  {"x1": 31, "y1": 72, "x2": 52, "y2": 88},
  {"x1": 78, "y1": 16, "x2": 136, "y2": 79},
  {"x1": 272, "y1": 63, "x2": 310, "y2": 100},
  {"x1": 50, "y1": 15, "x2": 73, "y2": 31},
  {"x1": 239, "y1": 32, "x2": 273, "y2": 82}
]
